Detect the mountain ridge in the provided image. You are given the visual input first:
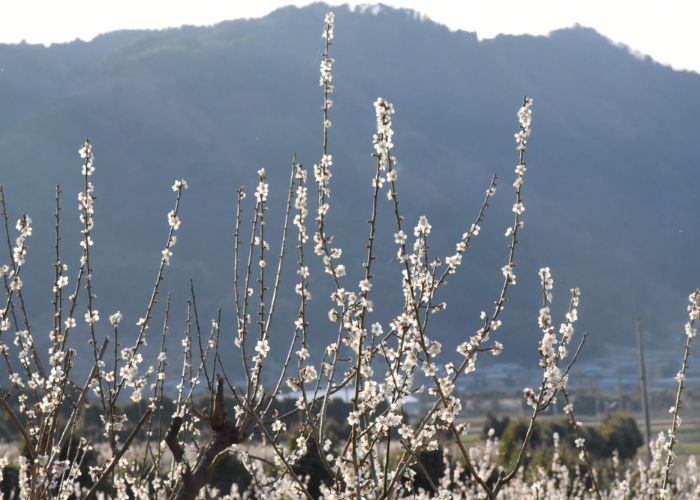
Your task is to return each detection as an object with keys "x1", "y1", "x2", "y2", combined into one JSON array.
[{"x1": 0, "y1": 3, "x2": 698, "y2": 376}]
